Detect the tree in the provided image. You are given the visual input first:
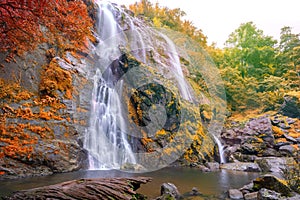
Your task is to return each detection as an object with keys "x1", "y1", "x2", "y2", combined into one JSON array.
[
  {"x1": 277, "y1": 26, "x2": 300, "y2": 76},
  {"x1": 224, "y1": 22, "x2": 277, "y2": 79},
  {"x1": 0, "y1": 0, "x2": 92, "y2": 60}
]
